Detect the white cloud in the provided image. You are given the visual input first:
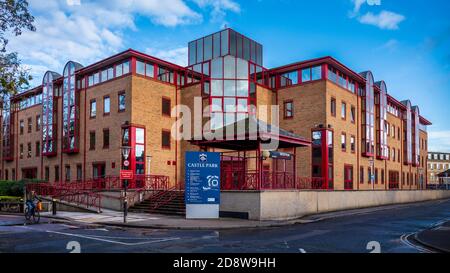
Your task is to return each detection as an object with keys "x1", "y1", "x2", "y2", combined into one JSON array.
[
  {"x1": 428, "y1": 130, "x2": 450, "y2": 153},
  {"x1": 146, "y1": 47, "x2": 188, "y2": 67},
  {"x1": 7, "y1": 0, "x2": 240, "y2": 87},
  {"x1": 193, "y1": 0, "x2": 240, "y2": 25},
  {"x1": 358, "y1": 10, "x2": 405, "y2": 30},
  {"x1": 350, "y1": 0, "x2": 367, "y2": 16}
]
